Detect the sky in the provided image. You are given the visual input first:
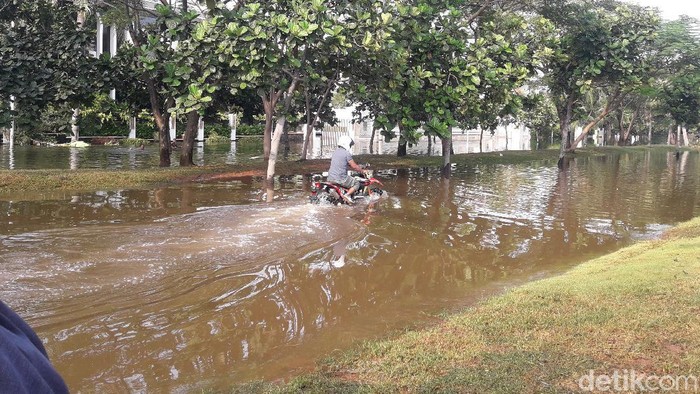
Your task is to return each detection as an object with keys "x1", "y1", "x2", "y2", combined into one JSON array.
[{"x1": 623, "y1": 0, "x2": 700, "y2": 20}]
